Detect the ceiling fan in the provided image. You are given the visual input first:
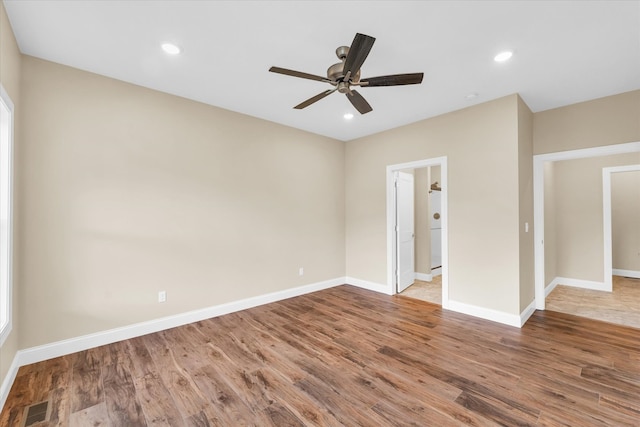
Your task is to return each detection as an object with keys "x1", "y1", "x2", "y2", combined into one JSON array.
[{"x1": 269, "y1": 33, "x2": 424, "y2": 115}]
